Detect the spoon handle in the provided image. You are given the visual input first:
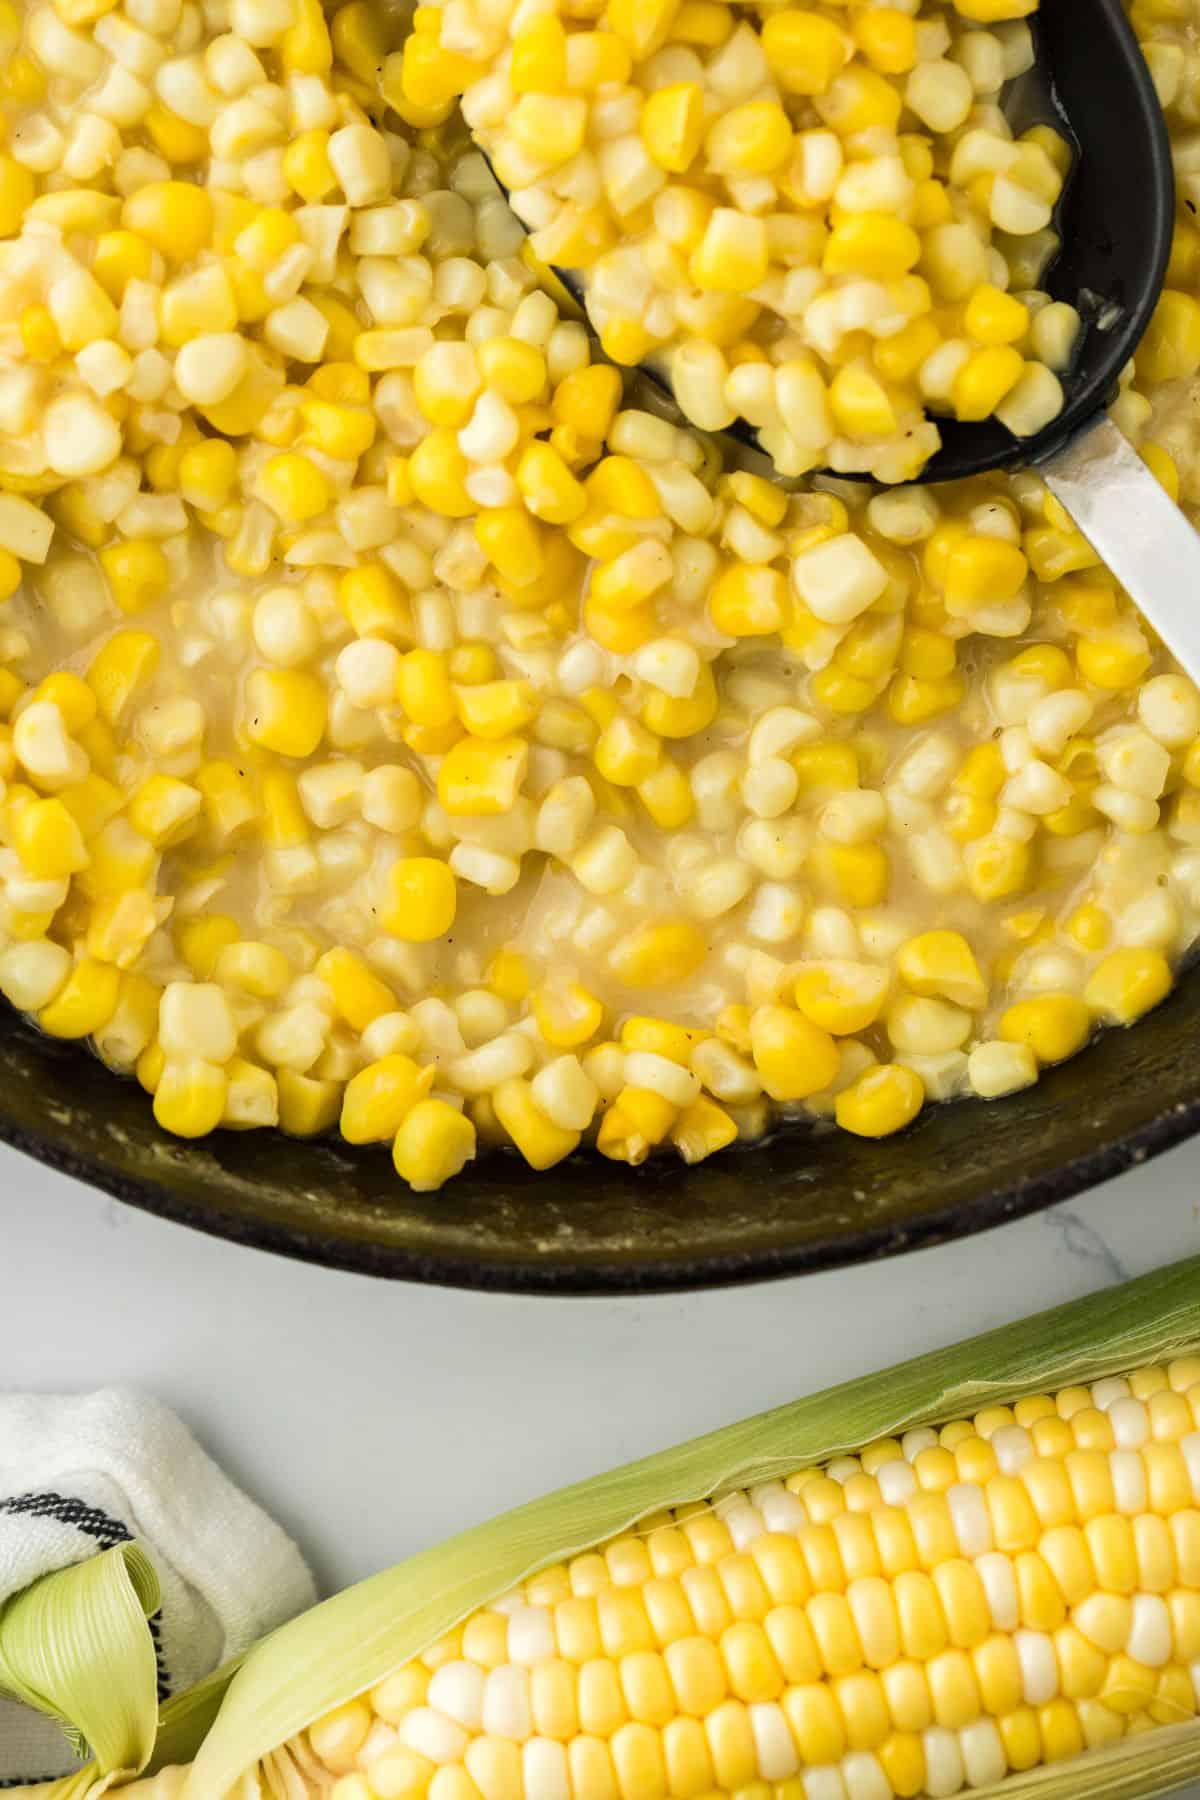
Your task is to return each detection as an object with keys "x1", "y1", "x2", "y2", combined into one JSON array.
[{"x1": 1040, "y1": 415, "x2": 1200, "y2": 688}]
